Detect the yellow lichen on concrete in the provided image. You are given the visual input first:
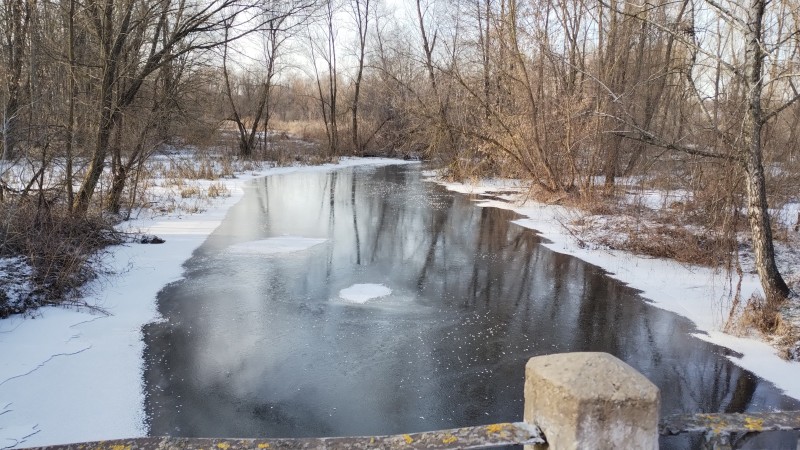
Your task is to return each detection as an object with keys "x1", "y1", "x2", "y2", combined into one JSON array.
[
  {"x1": 486, "y1": 424, "x2": 506, "y2": 434},
  {"x1": 257, "y1": 443, "x2": 270, "y2": 448},
  {"x1": 744, "y1": 417, "x2": 764, "y2": 431},
  {"x1": 698, "y1": 414, "x2": 728, "y2": 434},
  {"x1": 711, "y1": 419, "x2": 727, "y2": 434},
  {"x1": 403, "y1": 434, "x2": 414, "y2": 444},
  {"x1": 216, "y1": 443, "x2": 231, "y2": 450},
  {"x1": 441, "y1": 434, "x2": 458, "y2": 444}
]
